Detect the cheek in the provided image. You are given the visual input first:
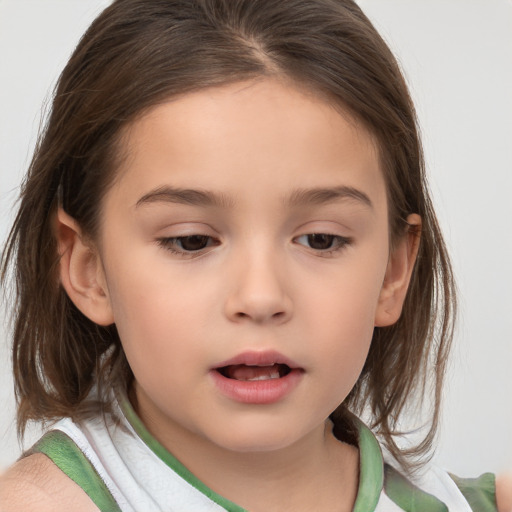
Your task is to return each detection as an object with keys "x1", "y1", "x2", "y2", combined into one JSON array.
[
  {"x1": 317, "y1": 295, "x2": 375, "y2": 376},
  {"x1": 308, "y1": 254, "x2": 386, "y2": 331},
  {"x1": 104, "y1": 264, "x2": 202, "y2": 360},
  {"x1": 303, "y1": 252, "x2": 387, "y2": 379}
]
